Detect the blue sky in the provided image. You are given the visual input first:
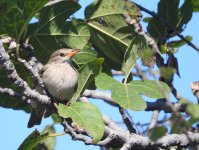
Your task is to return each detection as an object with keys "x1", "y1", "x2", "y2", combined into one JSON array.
[{"x1": 0, "y1": 0, "x2": 199, "y2": 150}]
